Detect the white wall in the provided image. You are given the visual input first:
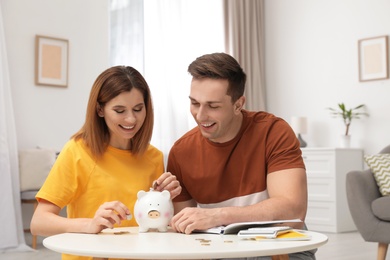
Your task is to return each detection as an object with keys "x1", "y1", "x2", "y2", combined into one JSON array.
[
  {"x1": 2, "y1": 0, "x2": 110, "y2": 152},
  {"x1": 7, "y1": 1, "x2": 388, "y2": 157},
  {"x1": 265, "y1": 0, "x2": 390, "y2": 155},
  {"x1": 2, "y1": 0, "x2": 109, "y2": 229}
]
